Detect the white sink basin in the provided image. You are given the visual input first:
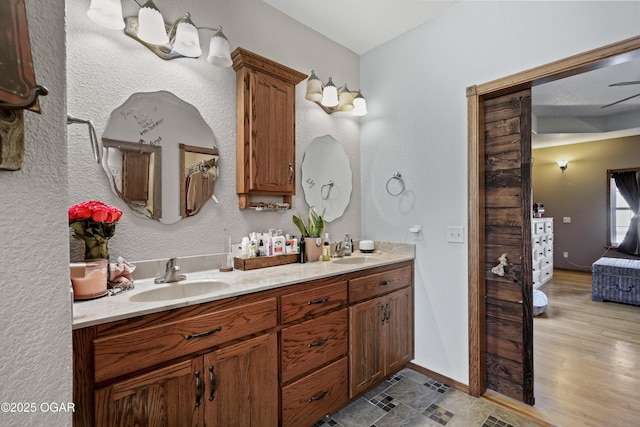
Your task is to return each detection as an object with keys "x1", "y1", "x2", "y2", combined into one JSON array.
[
  {"x1": 129, "y1": 280, "x2": 230, "y2": 302},
  {"x1": 332, "y1": 256, "x2": 377, "y2": 265}
]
